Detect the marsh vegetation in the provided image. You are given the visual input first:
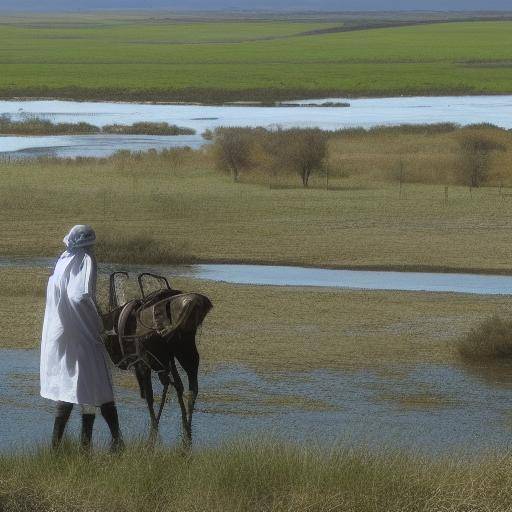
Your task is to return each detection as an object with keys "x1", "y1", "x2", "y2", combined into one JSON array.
[
  {"x1": 2, "y1": 442, "x2": 512, "y2": 512},
  {"x1": 211, "y1": 123, "x2": 510, "y2": 188},
  {"x1": 2, "y1": 124, "x2": 512, "y2": 271},
  {"x1": 0, "y1": 116, "x2": 195, "y2": 136}
]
